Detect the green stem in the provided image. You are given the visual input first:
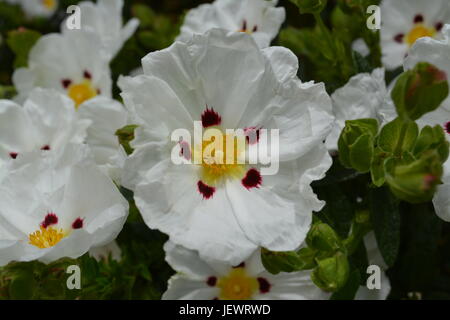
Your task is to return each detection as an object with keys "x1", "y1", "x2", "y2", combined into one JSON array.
[
  {"x1": 313, "y1": 12, "x2": 335, "y2": 53},
  {"x1": 394, "y1": 123, "x2": 409, "y2": 157}
]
